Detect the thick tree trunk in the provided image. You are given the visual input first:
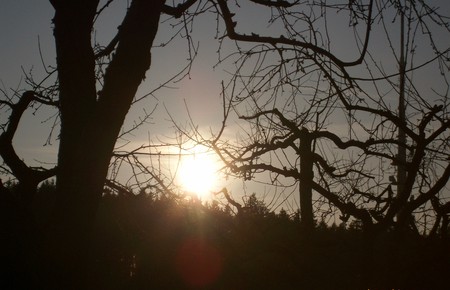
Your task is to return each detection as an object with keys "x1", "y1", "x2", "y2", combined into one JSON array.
[
  {"x1": 43, "y1": 3, "x2": 102, "y2": 288},
  {"x1": 41, "y1": 1, "x2": 165, "y2": 288}
]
